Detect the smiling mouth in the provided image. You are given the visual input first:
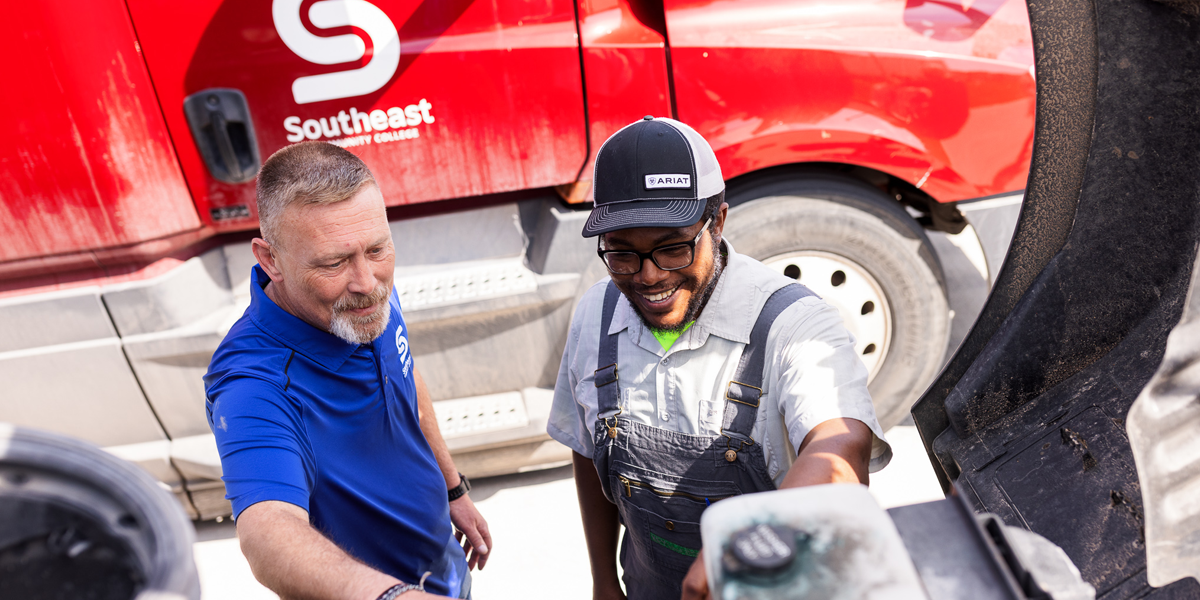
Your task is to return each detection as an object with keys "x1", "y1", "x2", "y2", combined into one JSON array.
[{"x1": 639, "y1": 285, "x2": 680, "y2": 304}]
